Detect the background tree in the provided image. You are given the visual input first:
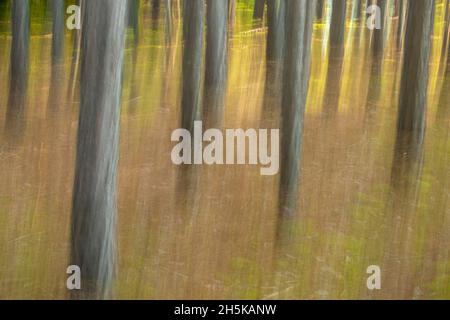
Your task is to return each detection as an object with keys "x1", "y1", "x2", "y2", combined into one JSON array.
[
  {"x1": 253, "y1": 0, "x2": 266, "y2": 20},
  {"x1": 5, "y1": 0, "x2": 29, "y2": 138},
  {"x1": 204, "y1": 0, "x2": 228, "y2": 127},
  {"x1": 71, "y1": 0, "x2": 127, "y2": 299},
  {"x1": 181, "y1": 0, "x2": 204, "y2": 133},
  {"x1": 279, "y1": 0, "x2": 314, "y2": 221}
]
